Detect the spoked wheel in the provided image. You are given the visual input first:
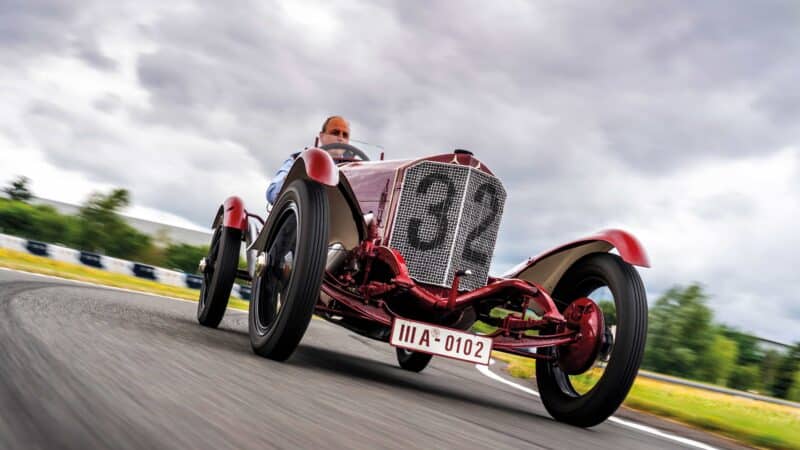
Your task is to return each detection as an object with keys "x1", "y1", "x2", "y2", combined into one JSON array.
[
  {"x1": 249, "y1": 179, "x2": 329, "y2": 361},
  {"x1": 396, "y1": 348, "x2": 433, "y2": 372},
  {"x1": 197, "y1": 225, "x2": 242, "y2": 328},
  {"x1": 536, "y1": 253, "x2": 647, "y2": 427}
]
